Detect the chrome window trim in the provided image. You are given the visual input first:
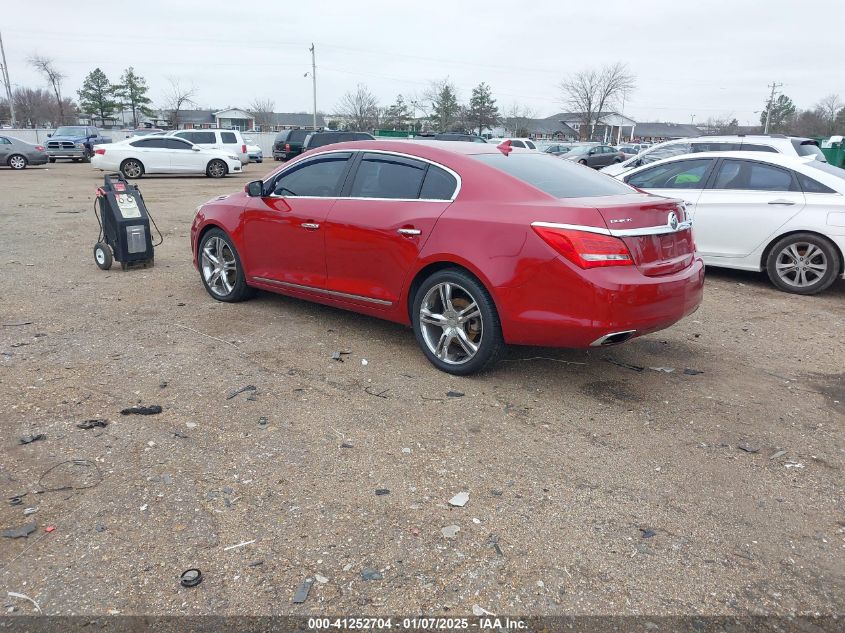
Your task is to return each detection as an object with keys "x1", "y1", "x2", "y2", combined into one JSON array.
[
  {"x1": 253, "y1": 277, "x2": 393, "y2": 306},
  {"x1": 531, "y1": 220, "x2": 693, "y2": 238},
  {"x1": 270, "y1": 148, "x2": 462, "y2": 202}
]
